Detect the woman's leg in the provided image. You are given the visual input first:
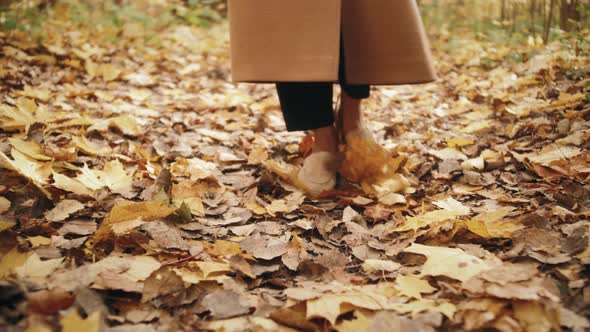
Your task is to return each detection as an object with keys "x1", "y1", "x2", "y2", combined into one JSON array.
[
  {"x1": 337, "y1": 30, "x2": 370, "y2": 137},
  {"x1": 339, "y1": 85, "x2": 369, "y2": 135},
  {"x1": 275, "y1": 82, "x2": 337, "y2": 153}
]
